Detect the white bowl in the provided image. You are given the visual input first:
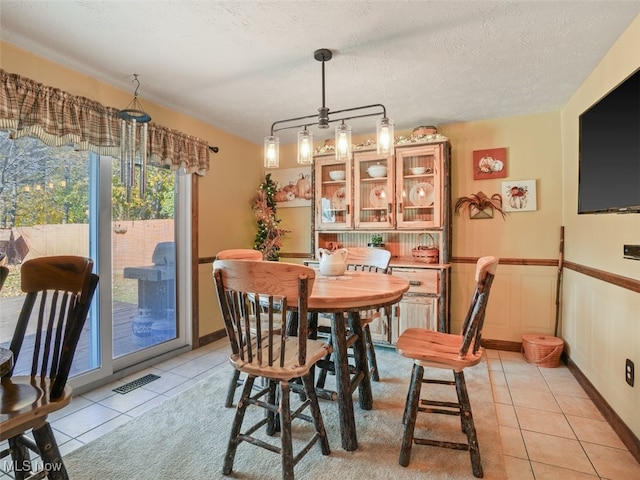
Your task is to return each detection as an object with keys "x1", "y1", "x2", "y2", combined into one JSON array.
[
  {"x1": 367, "y1": 164, "x2": 387, "y2": 178},
  {"x1": 329, "y1": 170, "x2": 346, "y2": 181},
  {"x1": 410, "y1": 166, "x2": 427, "y2": 175}
]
